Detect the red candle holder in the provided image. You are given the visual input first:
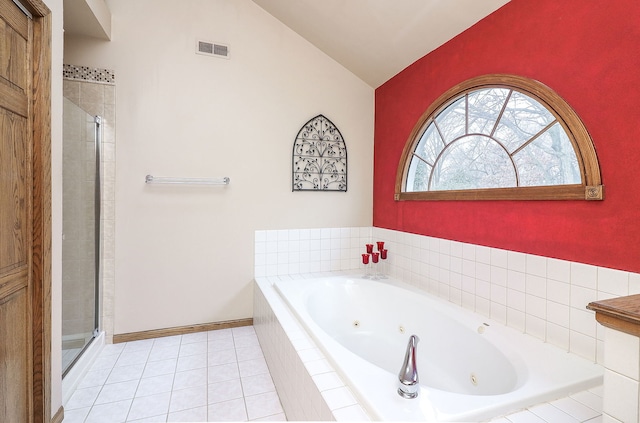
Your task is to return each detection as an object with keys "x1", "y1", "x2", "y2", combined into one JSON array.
[
  {"x1": 371, "y1": 252, "x2": 380, "y2": 279},
  {"x1": 361, "y1": 253, "x2": 371, "y2": 278},
  {"x1": 365, "y1": 244, "x2": 374, "y2": 254},
  {"x1": 379, "y1": 249, "x2": 388, "y2": 279},
  {"x1": 376, "y1": 241, "x2": 385, "y2": 251}
]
